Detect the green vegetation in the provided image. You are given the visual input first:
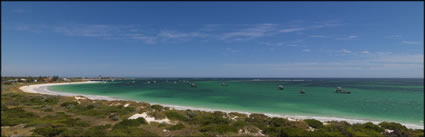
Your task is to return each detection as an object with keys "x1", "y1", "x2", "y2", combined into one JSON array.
[
  {"x1": 166, "y1": 123, "x2": 185, "y2": 131},
  {"x1": 60, "y1": 101, "x2": 136, "y2": 118},
  {"x1": 164, "y1": 110, "x2": 186, "y2": 121},
  {"x1": 304, "y1": 119, "x2": 324, "y2": 129},
  {"x1": 2, "y1": 107, "x2": 39, "y2": 126},
  {"x1": 1, "y1": 81, "x2": 423, "y2": 137},
  {"x1": 151, "y1": 104, "x2": 164, "y2": 111},
  {"x1": 110, "y1": 118, "x2": 157, "y2": 136}
]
